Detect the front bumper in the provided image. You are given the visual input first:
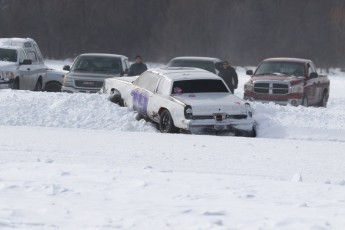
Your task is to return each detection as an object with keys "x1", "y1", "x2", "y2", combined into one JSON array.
[
  {"x1": 0, "y1": 79, "x2": 14, "y2": 89},
  {"x1": 184, "y1": 117, "x2": 256, "y2": 135},
  {"x1": 61, "y1": 86, "x2": 100, "y2": 93},
  {"x1": 244, "y1": 92, "x2": 303, "y2": 106}
]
